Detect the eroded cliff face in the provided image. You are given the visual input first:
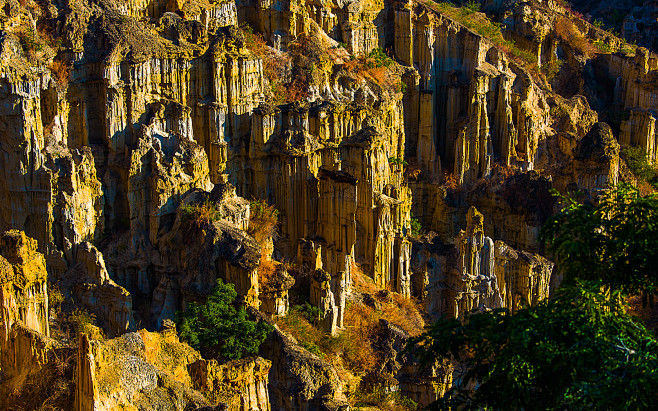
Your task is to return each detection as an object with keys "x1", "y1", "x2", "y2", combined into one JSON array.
[
  {"x1": 256, "y1": 314, "x2": 350, "y2": 410},
  {"x1": 0, "y1": 0, "x2": 650, "y2": 408},
  {"x1": 0, "y1": 231, "x2": 49, "y2": 340},
  {"x1": 75, "y1": 328, "x2": 271, "y2": 410},
  {"x1": 411, "y1": 206, "x2": 552, "y2": 318},
  {"x1": 0, "y1": 232, "x2": 272, "y2": 410}
]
